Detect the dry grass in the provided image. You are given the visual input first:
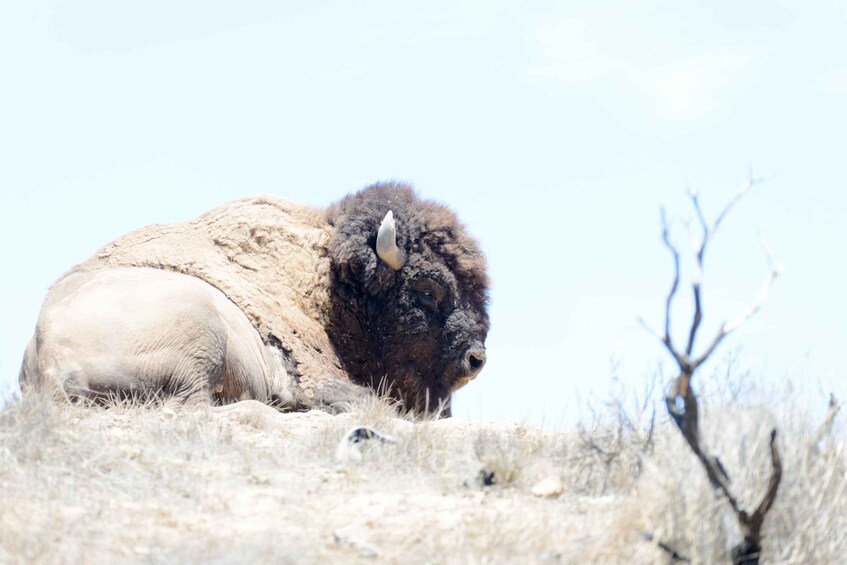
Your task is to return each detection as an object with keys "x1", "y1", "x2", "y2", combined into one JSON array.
[{"x1": 1, "y1": 372, "x2": 844, "y2": 564}]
